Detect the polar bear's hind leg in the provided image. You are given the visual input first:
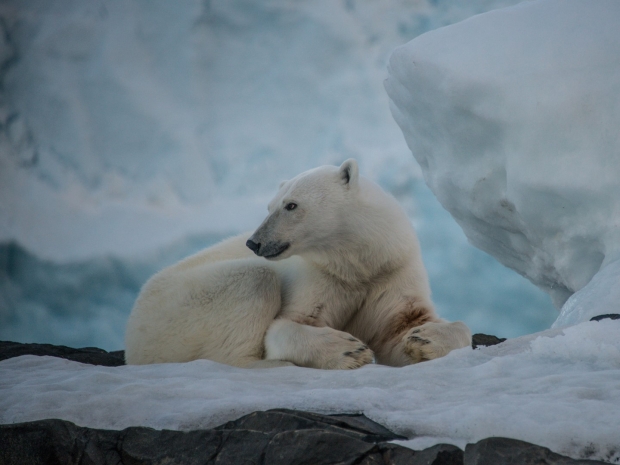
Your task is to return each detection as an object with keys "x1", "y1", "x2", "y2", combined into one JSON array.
[
  {"x1": 192, "y1": 261, "x2": 283, "y2": 367},
  {"x1": 125, "y1": 259, "x2": 282, "y2": 367}
]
